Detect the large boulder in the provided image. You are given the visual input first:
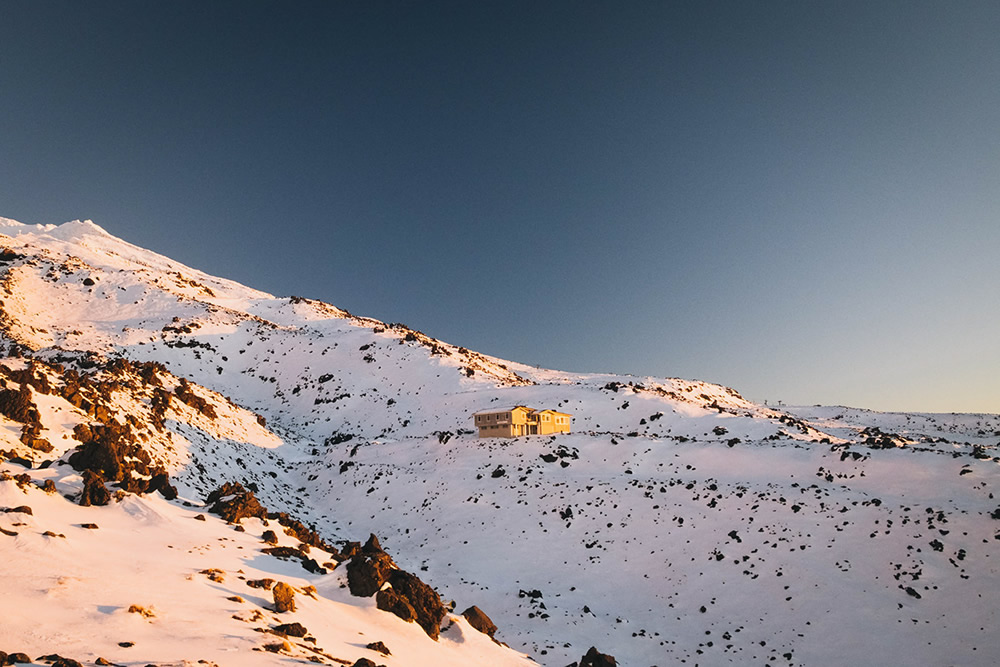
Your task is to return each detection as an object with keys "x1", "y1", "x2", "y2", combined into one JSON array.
[
  {"x1": 376, "y1": 587, "x2": 417, "y2": 623},
  {"x1": 580, "y1": 646, "x2": 617, "y2": 667},
  {"x1": 346, "y1": 534, "x2": 397, "y2": 597},
  {"x1": 383, "y1": 569, "x2": 446, "y2": 640},
  {"x1": 272, "y1": 581, "x2": 296, "y2": 613},
  {"x1": 206, "y1": 481, "x2": 267, "y2": 523},
  {"x1": 461, "y1": 605, "x2": 498, "y2": 638}
]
